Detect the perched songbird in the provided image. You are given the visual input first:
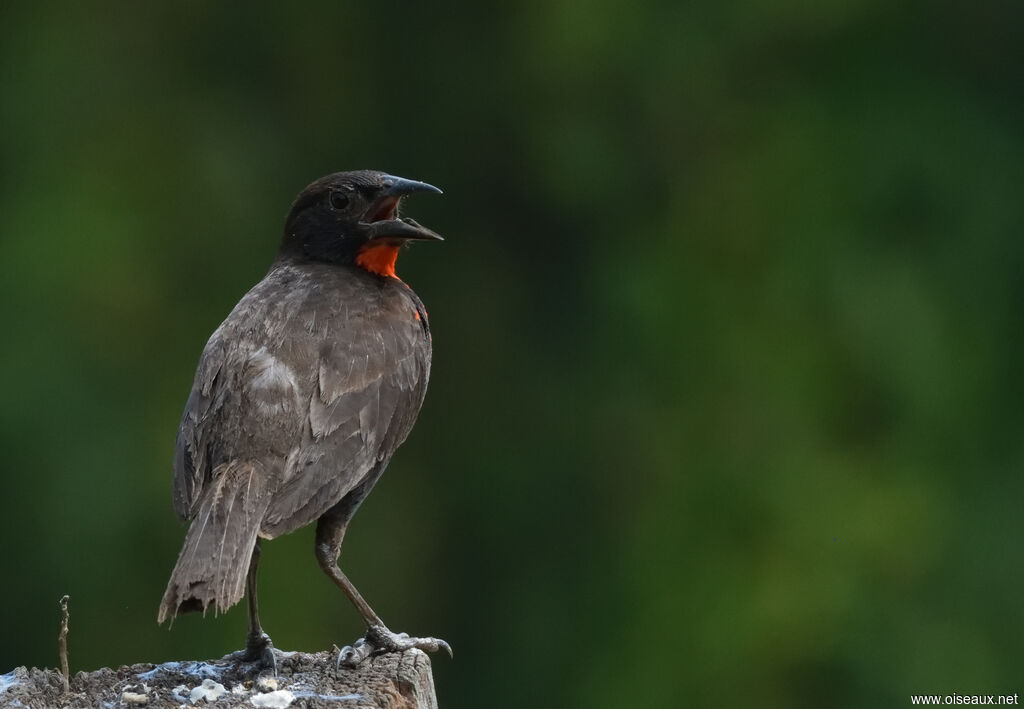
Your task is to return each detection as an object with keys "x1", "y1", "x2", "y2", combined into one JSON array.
[{"x1": 158, "y1": 170, "x2": 448, "y2": 668}]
